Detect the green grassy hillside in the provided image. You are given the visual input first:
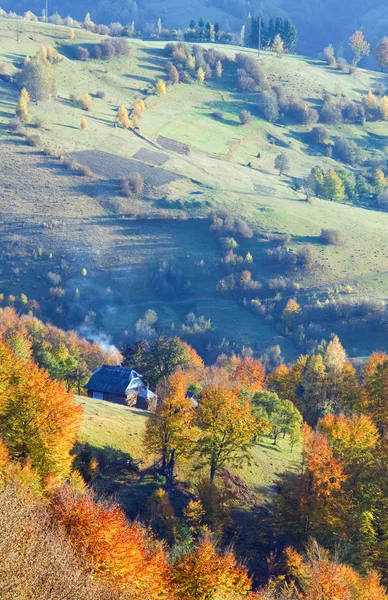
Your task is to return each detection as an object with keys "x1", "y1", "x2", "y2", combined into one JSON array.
[
  {"x1": 77, "y1": 395, "x2": 301, "y2": 501},
  {"x1": 1, "y1": 19, "x2": 388, "y2": 358}
]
